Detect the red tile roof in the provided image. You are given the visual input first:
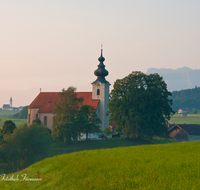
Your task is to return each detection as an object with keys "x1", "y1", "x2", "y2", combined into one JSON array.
[{"x1": 28, "y1": 92, "x2": 99, "y2": 113}]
